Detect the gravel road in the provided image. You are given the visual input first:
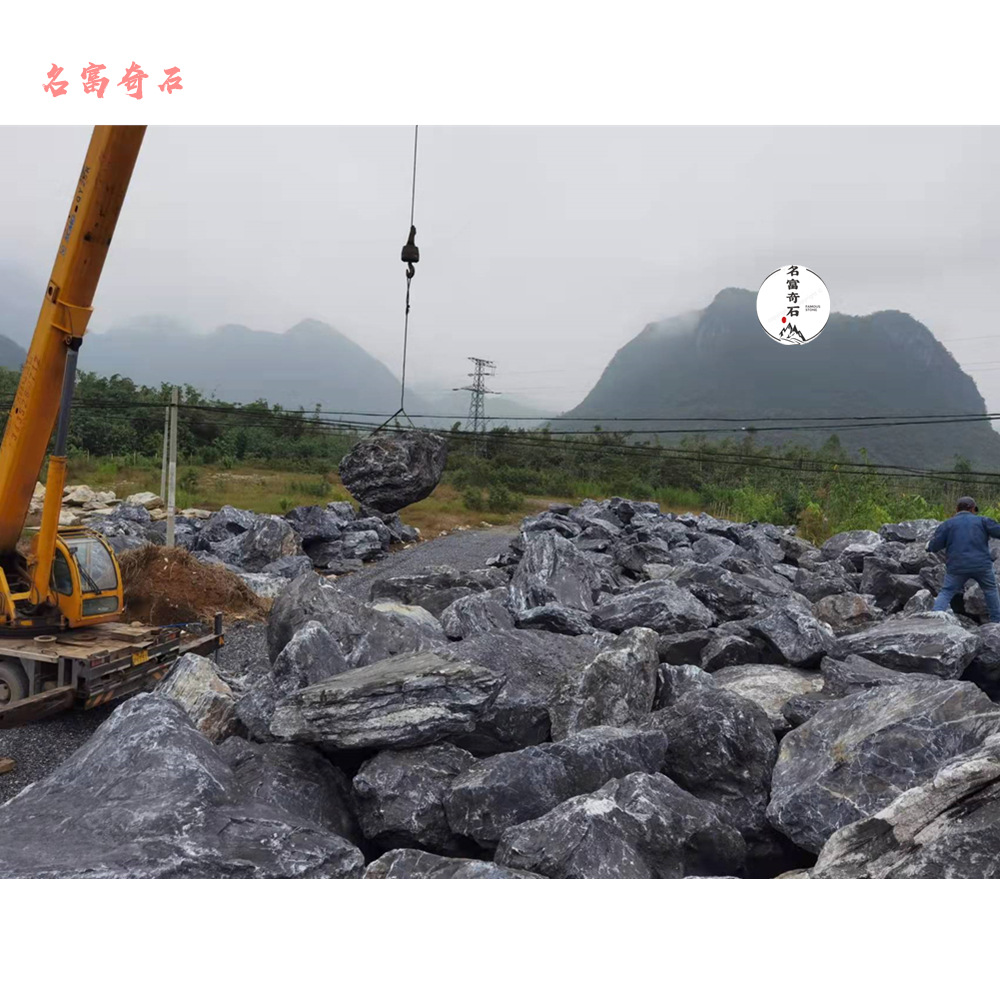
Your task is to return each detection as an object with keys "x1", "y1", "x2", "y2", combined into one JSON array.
[{"x1": 0, "y1": 526, "x2": 519, "y2": 806}]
